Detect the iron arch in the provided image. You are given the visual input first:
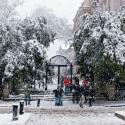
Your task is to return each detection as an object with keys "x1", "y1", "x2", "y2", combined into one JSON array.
[
  {"x1": 50, "y1": 55, "x2": 71, "y2": 65},
  {"x1": 45, "y1": 55, "x2": 73, "y2": 90}
]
